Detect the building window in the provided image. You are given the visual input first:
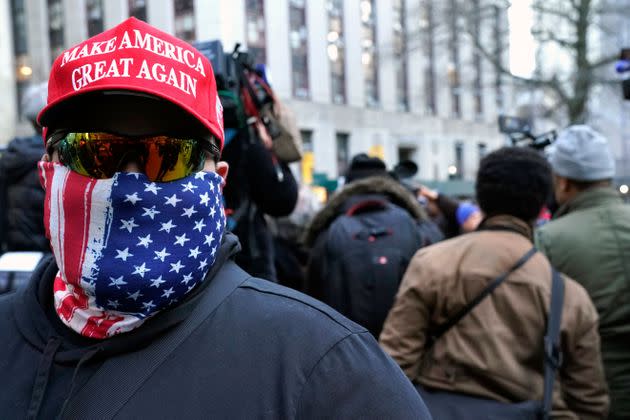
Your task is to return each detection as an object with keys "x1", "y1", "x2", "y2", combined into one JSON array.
[
  {"x1": 11, "y1": 0, "x2": 31, "y2": 119},
  {"x1": 128, "y1": 0, "x2": 147, "y2": 21},
  {"x1": 245, "y1": 0, "x2": 266, "y2": 65},
  {"x1": 48, "y1": 0, "x2": 65, "y2": 62},
  {"x1": 11, "y1": 0, "x2": 28, "y2": 56},
  {"x1": 86, "y1": 0, "x2": 104, "y2": 37},
  {"x1": 361, "y1": 0, "x2": 378, "y2": 107},
  {"x1": 289, "y1": 0, "x2": 309, "y2": 99},
  {"x1": 422, "y1": 0, "x2": 436, "y2": 115},
  {"x1": 472, "y1": 0, "x2": 483, "y2": 117},
  {"x1": 493, "y1": 5, "x2": 504, "y2": 111},
  {"x1": 336, "y1": 132, "x2": 350, "y2": 176},
  {"x1": 398, "y1": 146, "x2": 416, "y2": 163},
  {"x1": 327, "y1": 0, "x2": 346, "y2": 104},
  {"x1": 447, "y1": 0, "x2": 461, "y2": 118},
  {"x1": 478, "y1": 142, "x2": 488, "y2": 160},
  {"x1": 393, "y1": 0, "x2": 408, "y2": 111},
  {"x1": 174, "y1": 0, "x2": 195, "y2": 42},
  {"x1": 451, "y1": 141, "x2": 464, "y2": 180}
]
